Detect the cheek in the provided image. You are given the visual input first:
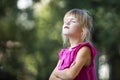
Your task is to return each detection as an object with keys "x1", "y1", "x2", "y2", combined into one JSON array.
[{"x1": 71, "y1": 24, "x2": 81, "y2": 32}]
